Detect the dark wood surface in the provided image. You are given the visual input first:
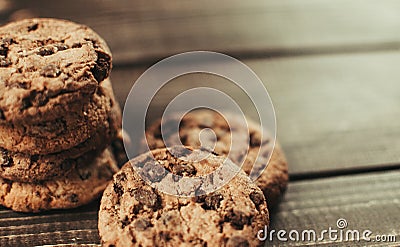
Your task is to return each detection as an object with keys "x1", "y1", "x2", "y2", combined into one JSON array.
[{"x1": 0, "y1": 0, "x2": 399, "y2": 246}]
